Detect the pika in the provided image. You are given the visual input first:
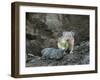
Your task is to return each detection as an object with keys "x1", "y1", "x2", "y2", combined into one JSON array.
[{"x1": 58, "y1": 31, "x2": 75, "y2": 54}]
